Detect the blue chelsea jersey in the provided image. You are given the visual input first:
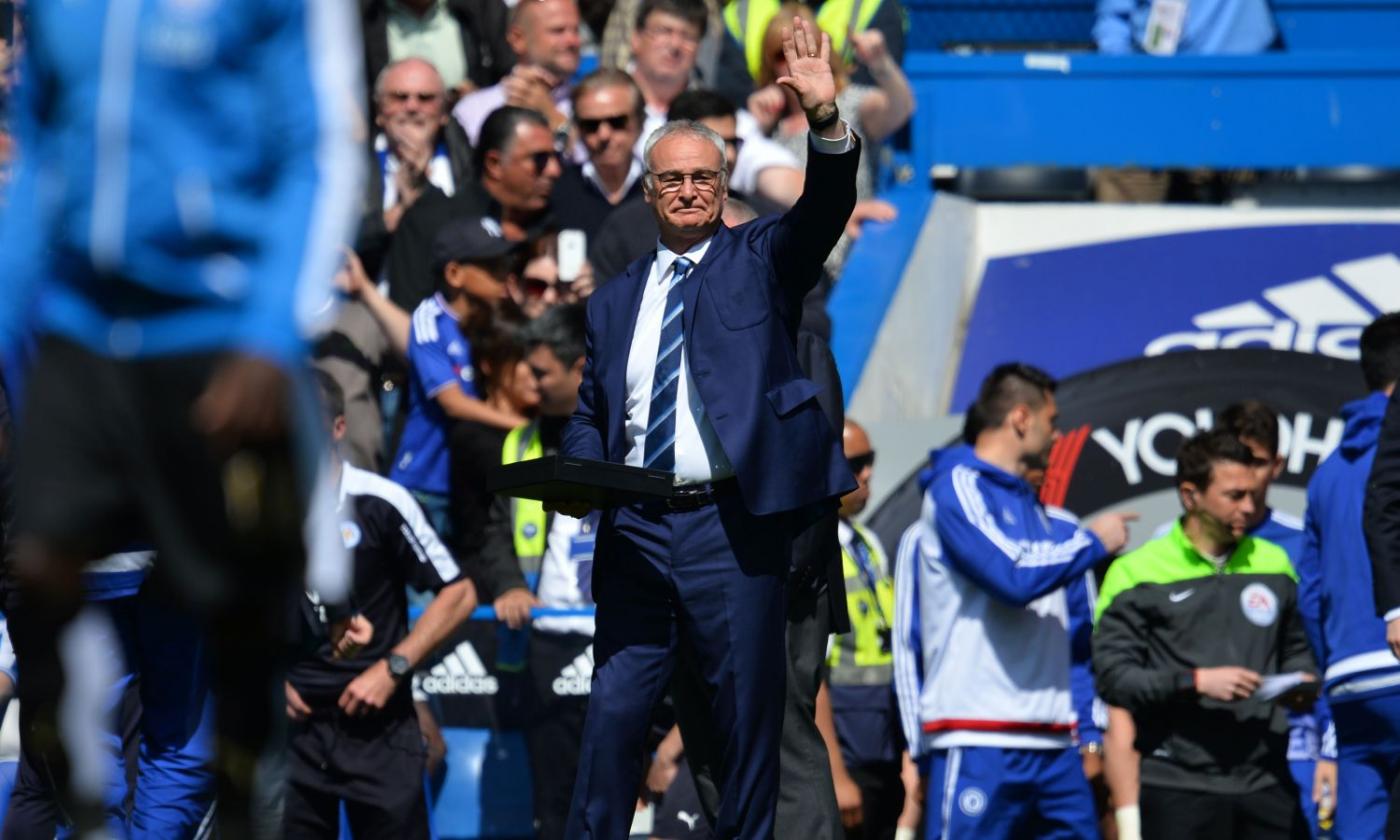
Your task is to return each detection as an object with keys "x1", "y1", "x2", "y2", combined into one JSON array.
[{"x1": 390, "y1": 294, "x2": 477, "y2": 494}]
